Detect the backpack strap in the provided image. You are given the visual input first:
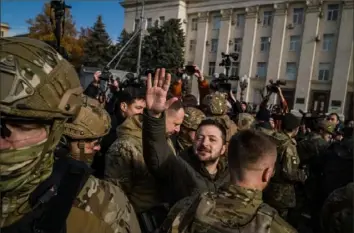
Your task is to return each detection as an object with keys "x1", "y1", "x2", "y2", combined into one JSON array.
[{"x1": 33, "y1": 156, "x2": 92, "y2": 233}]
